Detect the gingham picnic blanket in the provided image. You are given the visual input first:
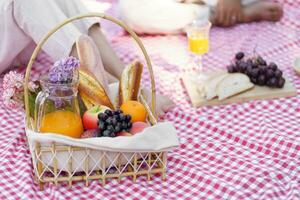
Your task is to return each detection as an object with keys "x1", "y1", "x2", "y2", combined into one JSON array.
[{"x1": 0, "y1": 0, "x2": 300, "y2": 199}]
